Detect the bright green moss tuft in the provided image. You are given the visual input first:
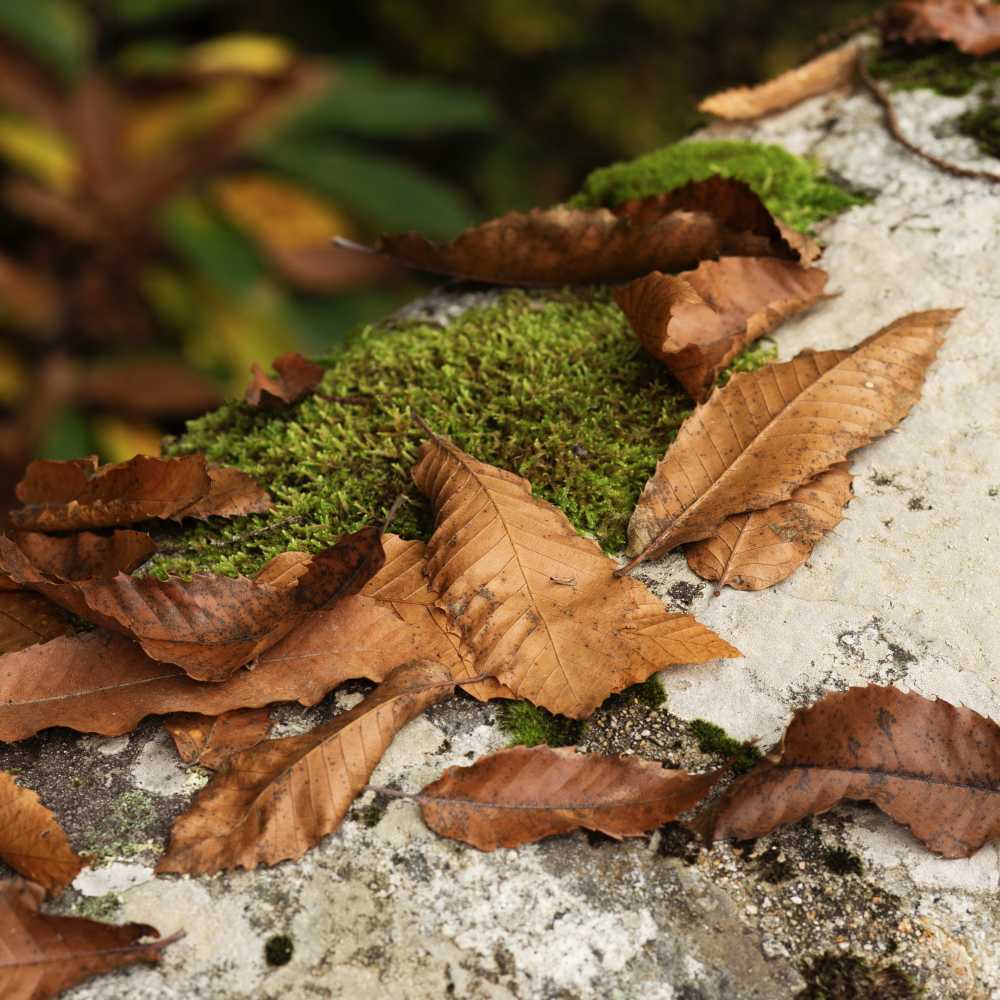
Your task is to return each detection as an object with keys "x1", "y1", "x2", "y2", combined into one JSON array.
[
  {"x1": 631, "y1": 675, "x2": 666, "y2": 709},
  {"x1": 688, "y1": 718, "x2": 762, "y2": 774},
  {"x1": 570, "y1": 140, "x2": 863, "y2": 233},
  {"x1": 957, "y1": 103, "x2": 1000, "y2": 159},
  {"x1": 500, "y1": 701, "x2": 581, "y2": 748},
  {"x1": 870, "y1": 45, "x2": 1000, "y2": 97}
]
